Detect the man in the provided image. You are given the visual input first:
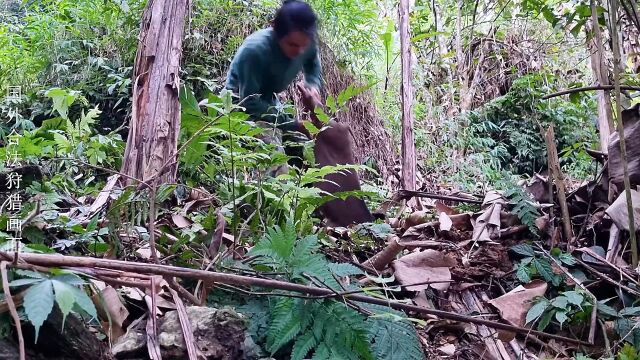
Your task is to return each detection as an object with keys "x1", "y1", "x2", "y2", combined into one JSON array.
[{"x1": 225, "y1": 0, "x2": 323, "y2": 173}]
